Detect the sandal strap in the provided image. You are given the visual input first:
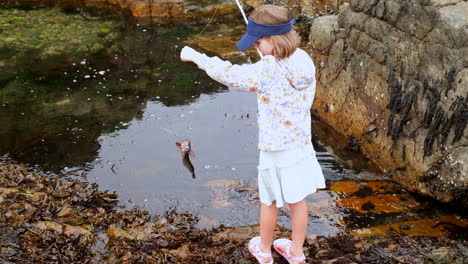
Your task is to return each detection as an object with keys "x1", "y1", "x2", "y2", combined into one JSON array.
[
  {"x1": 254, "y1": 240, "x2": 272, "y2": 258},
  {"x1": 257, "y1": 250, "x2": 272, "y2": 258},
  {"x1": 250, "y1": 237, "x2": 272, "y2": 259},
  {"x1": 287, "y1": 245, "x2": 306, "y2": 262},
  {"x1": 290, "y1": 254, "x2": 306, "y2": 262}
]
